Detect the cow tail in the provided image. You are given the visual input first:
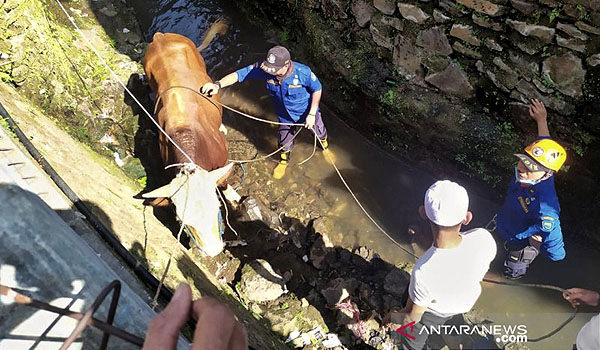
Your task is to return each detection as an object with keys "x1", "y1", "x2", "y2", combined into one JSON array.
[{"x1": 197, "y1": 17, "x2": 229, "y2": 52}]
